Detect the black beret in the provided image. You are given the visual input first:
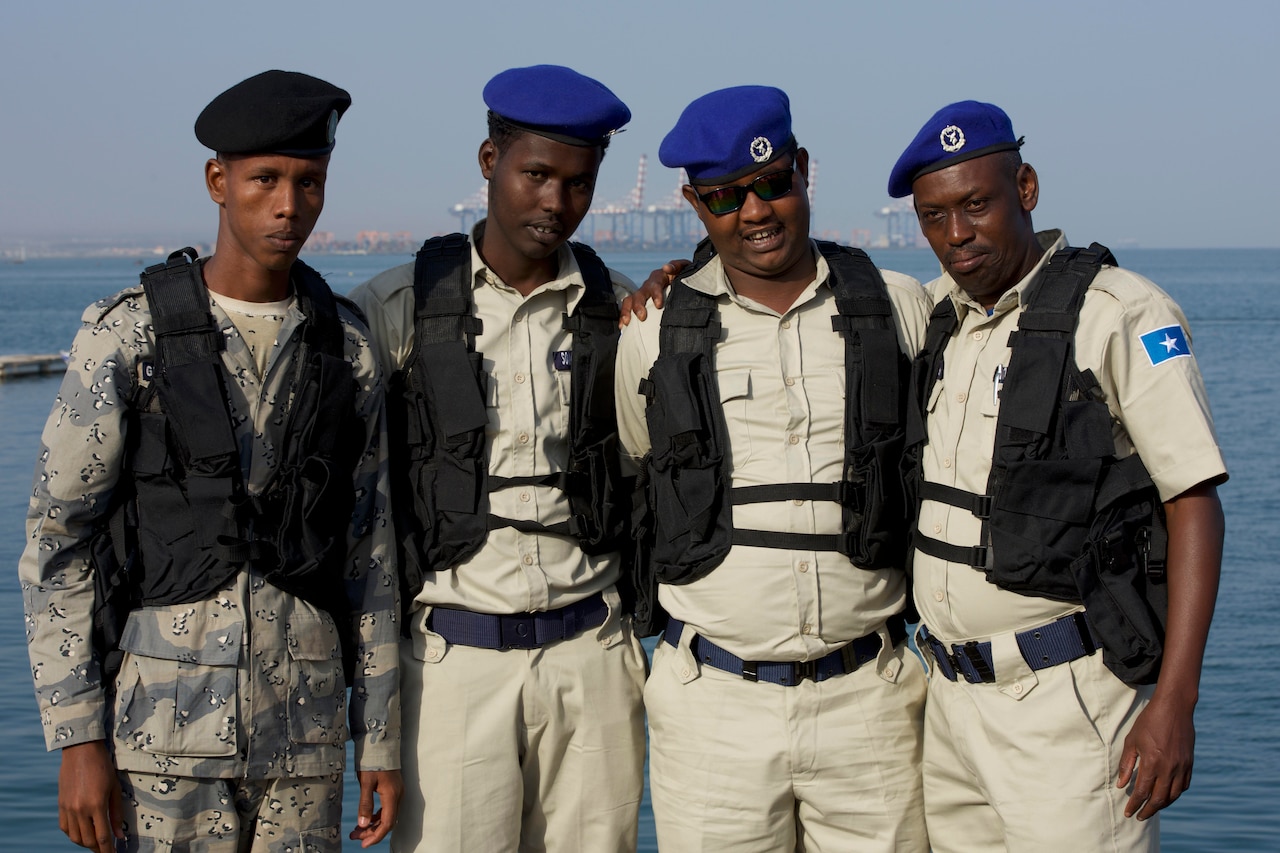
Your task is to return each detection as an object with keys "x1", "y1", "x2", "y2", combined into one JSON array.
[{"x1": 195, "y1": 70, "x2": 351, "y2": 156}]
